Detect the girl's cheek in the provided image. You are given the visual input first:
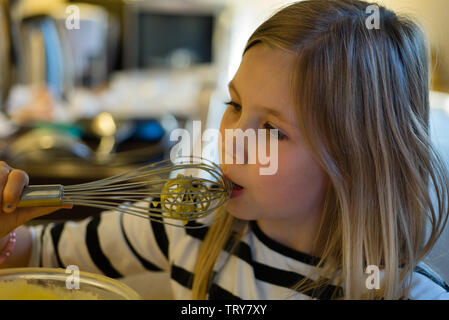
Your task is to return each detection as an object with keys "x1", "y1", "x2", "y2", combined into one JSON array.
[
  {"x1": 252, "y1": 160, "x2": 285, "y2": 189},
  {"x1": 252, "y1": 175, "x2": 292, "y2": 209},
  {"x1": 255, "y1": 153, "x2": 295, "y2": 192}
]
